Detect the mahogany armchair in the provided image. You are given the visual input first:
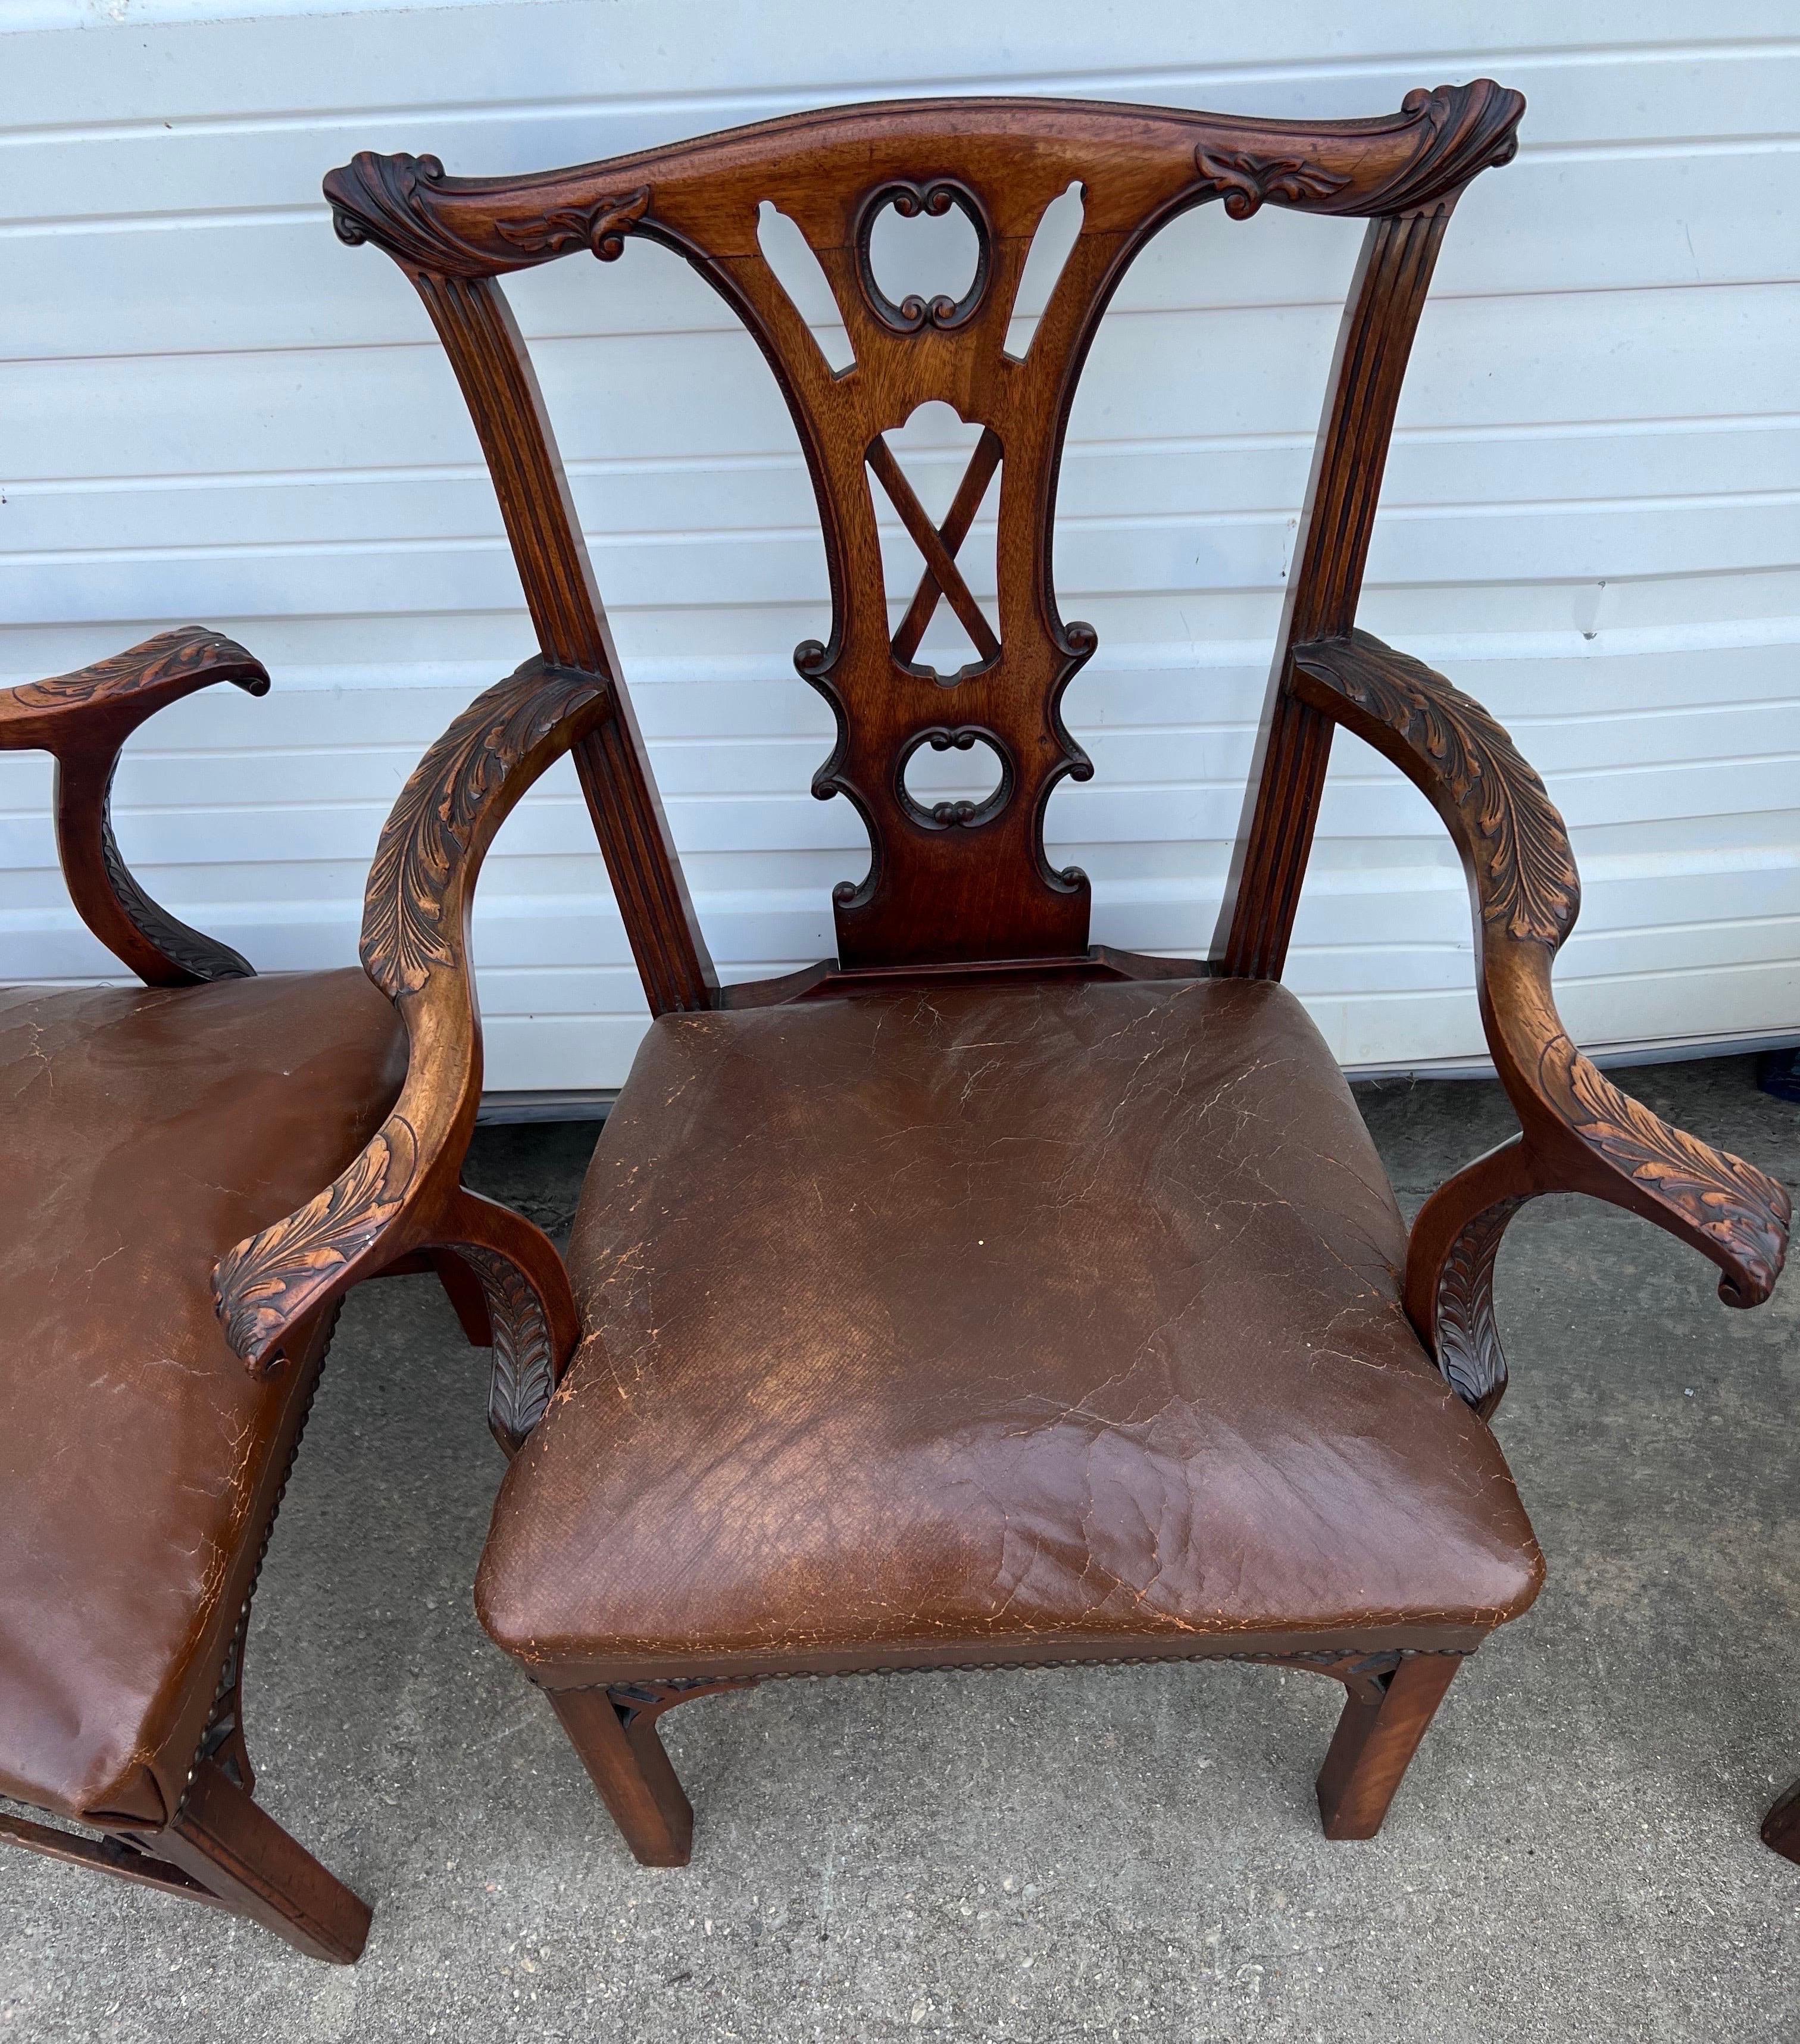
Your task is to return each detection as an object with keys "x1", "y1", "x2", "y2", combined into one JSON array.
[
  {"x1": 0, "y1": 629, "x2": 504, "y2": 1962},
  {"x1": 215, "y1": 86, "x2": 1790, "y2": 1868}
]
